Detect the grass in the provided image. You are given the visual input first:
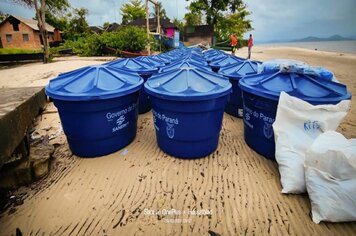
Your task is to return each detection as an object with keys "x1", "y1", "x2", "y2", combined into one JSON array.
[{"x1": 0, "y1": 48, "x2": 43, "y2": 55}]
